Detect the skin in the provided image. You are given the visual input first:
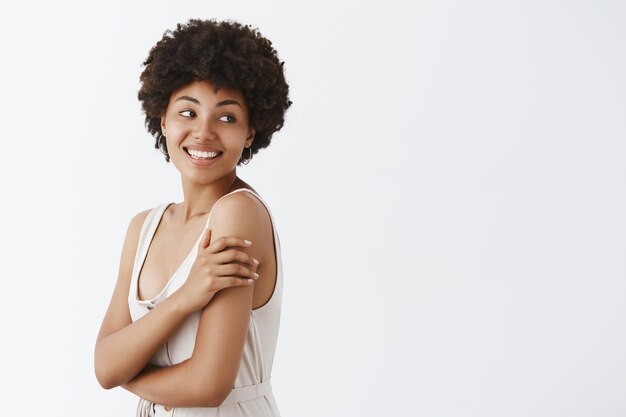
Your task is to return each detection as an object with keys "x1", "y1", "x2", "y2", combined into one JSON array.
[{"x1": 94, "y1": 80, "x2": 278, "y2": 408}]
